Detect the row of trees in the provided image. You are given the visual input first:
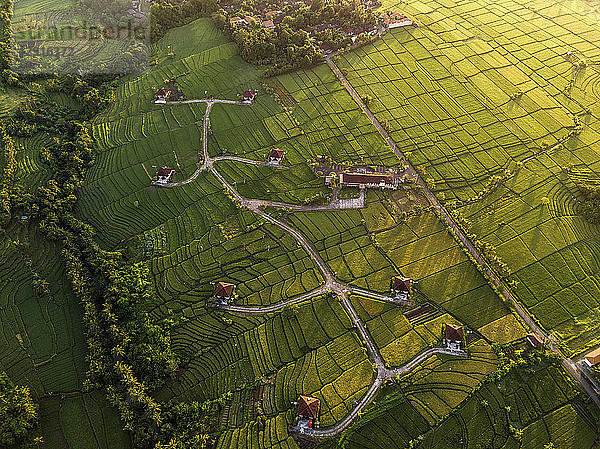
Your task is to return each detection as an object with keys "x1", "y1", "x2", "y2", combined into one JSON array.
[
  {"x1": 0, "y1": 126, "x2": 15, "y2": 223},
  {"x1": 0, "y1": 71, "x2": 218, "y2": 447},
  {"x1": 0, "y1": 0, "x2": 12, "y2": 71}
]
